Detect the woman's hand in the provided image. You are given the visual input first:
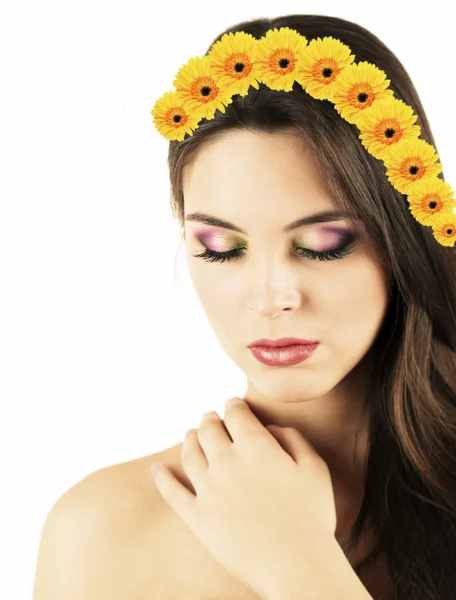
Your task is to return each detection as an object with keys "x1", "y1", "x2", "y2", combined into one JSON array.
[{"x1": 150, "y1": 397, "x2": 338, "y2": 600}]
